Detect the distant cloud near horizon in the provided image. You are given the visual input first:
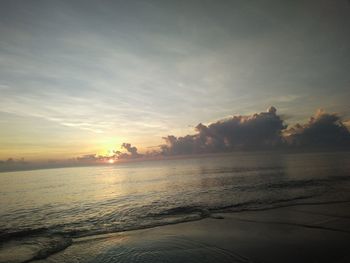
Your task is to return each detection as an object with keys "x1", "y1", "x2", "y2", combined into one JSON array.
[
  {"x1": 118, "y1": 143, "x2": 142, "y2": 159},
  {"x1": 1, "y1": 107, "x2": 349, "y2": 172},
  {"x1": 161, "y1": 106, "x2": 286, "y2": 155},
  {"x1": 284, "y1": 110, "x2": 350, "y2": 148},
  {"x1": 159, "y1": 107, "x2": 350, "y2": 155},
  {"x1": 62, "y1": 107, "x2": 350, "y2": 163},
  {"x1": 85, "y1": 107, "x2": 350, "y2": 161}
]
